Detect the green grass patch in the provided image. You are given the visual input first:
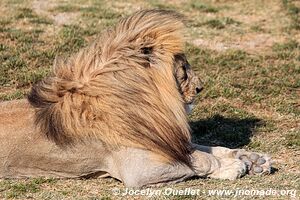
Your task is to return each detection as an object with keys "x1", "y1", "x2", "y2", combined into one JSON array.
[
  {"x1": 190, "y1": 1, "x2": 219, "y2": 13},
  {"x1": 0, "y1": 27, "x2": 52, "y2": 88},
  {"x1": 148, "y1": 0, "x2": 177, "y2": 9},
  {"x1": 1, "y1": 178, "x2": 57, "y2": 198},
  {"x1": 186, "y1": 43, "x2": 299, "y2": 115},
  {"x1": 195, "y1": 17, "x2": 241, "y2": 29},
  {"x1": 29, "y1": 16, "x2": 53, "y2": 25},
  {"x1": 0, "y1": 44, "x2": 8, "y2": 51},
  {"x1": 5, "y1": 28, "x2": 42, "y2": 44},
  {"x1": 54, "y1": 25, "x2": 87, "y2": 56},
  {"x1": 0, "y1": 54, "x2": 26, "y2": 70},
  {"x1": 0, "y1": 90, "x2": 26, "y2": 100},
  {"x1": 7, "y1": 182, "x2": 39, "y2": 198},
  {"x1": 5, "y1": 0, "x2": 26, "y2": 4},
  {"x1": 247, "y1": 140, "x2": 262, "y2": 149},
  {"x1": 0, "y1": 19, "x2": 11, "y2": 26},
  {"x1": 15, "y1": 7, "x2": 37, "y2": 19},
  {"x1": 273, "y1": 40, "x2": 299, "y2": 51},
  {"x1": 285, "y1": 131, "x2": 300, "y2": 149},
  {"x1": 17, "y1": 67, "x2": 50, "y2": 87},
  {"x1": 80, "y1": 6, "x2": 120, "y2": 28},
  {"x1": 14, "y1": 7, "x2": 53, "y2": 25},
  {"x1": 81, "y1": 6, "x2": 121, "y2": 20},
  {"x1": 50, "y1": 5, "x2": 80, "y2": 13},
  {"x1": 282, "y1": 0, "x2": 300, "y2": 30},
  {"x1": 250, "y1": 25, "x2": 265, "y2": 32}
]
